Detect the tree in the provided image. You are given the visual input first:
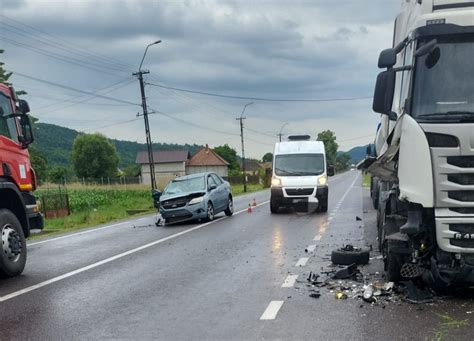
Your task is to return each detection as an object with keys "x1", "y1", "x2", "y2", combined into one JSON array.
[
  {"x1": 29, "y1": 146, "x2": 47, "y2": 184},
  {"x1": 335, "y1": 153, "x2": 351, "y2": 172},
  {"x1": 1, "y1": 49, "x2": 26, "y2": 95},
  {"x1": 262, "y1": 152, "x2": 273, "y2": 163},
  {"x1": 48, "y1": 165, "x2": 70, "y2": 184},
  {"x1": 214, "y1": 144, "x2": 240, "y2": 172},
  {"x1": 71, "y1": 133, "x2": 119, "y2": 178},
  {"x1": 123, "y1": 164, "x2": 141, "y2": 177},
  {"x1": 317, "y1": 130, "x2": 339, "y2": 166}
]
